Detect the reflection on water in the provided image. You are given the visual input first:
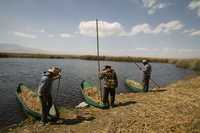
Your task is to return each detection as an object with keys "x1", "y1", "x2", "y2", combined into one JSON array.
[{"x1": 0, "y1": 58, "x2": 193, "y2": 128}]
